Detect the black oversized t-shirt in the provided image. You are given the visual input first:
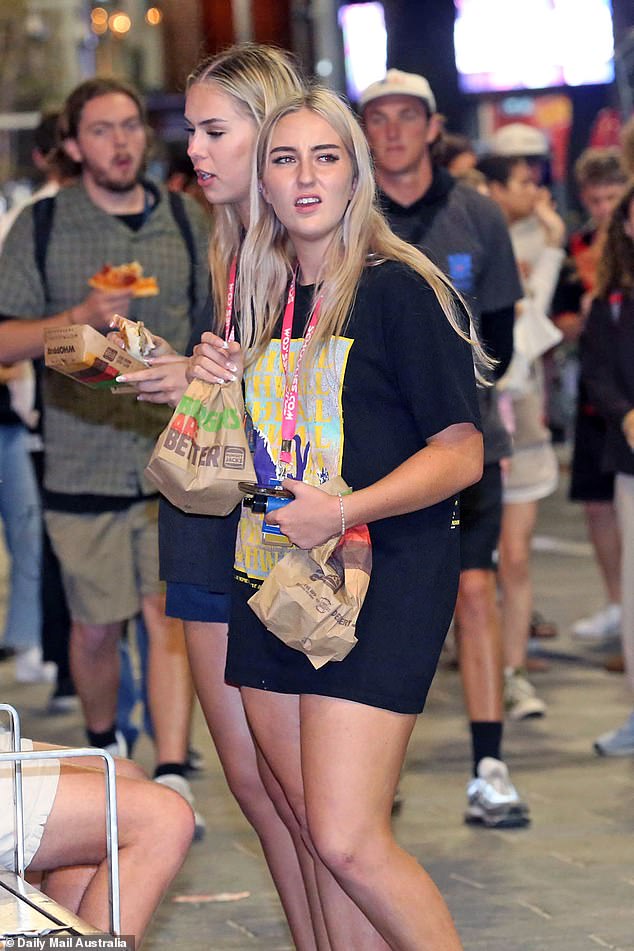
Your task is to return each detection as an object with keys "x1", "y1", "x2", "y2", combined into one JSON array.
[{"x1": 228, "y1": 259, "x2": 482, "y2": 714}]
